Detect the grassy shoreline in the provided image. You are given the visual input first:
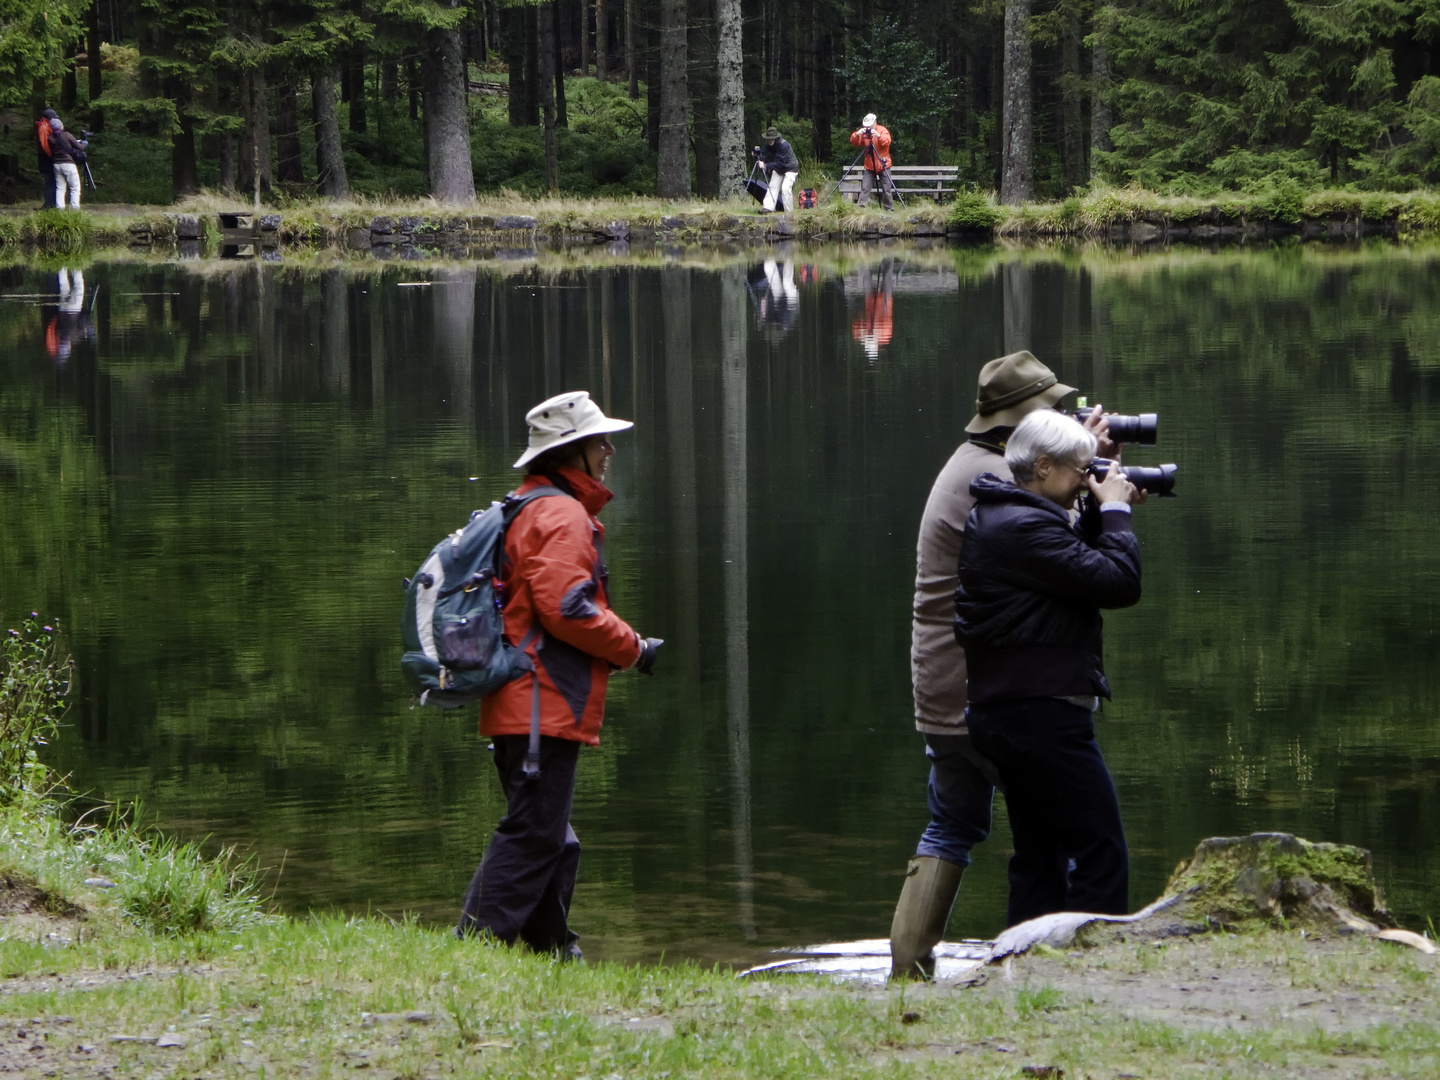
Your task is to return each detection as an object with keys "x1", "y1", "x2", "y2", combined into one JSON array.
[
  {"x1": 4, "y1": 793, "x2": 1439, "y2": 1078},
  {"x1": 3, "y1": 186, "x2": 1439, "y2": 255}
]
